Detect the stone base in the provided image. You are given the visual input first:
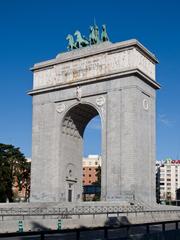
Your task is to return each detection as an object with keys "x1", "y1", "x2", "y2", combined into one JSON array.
[{"x1": 0, "y1": 201, "x2": 180, "y2": 233}]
